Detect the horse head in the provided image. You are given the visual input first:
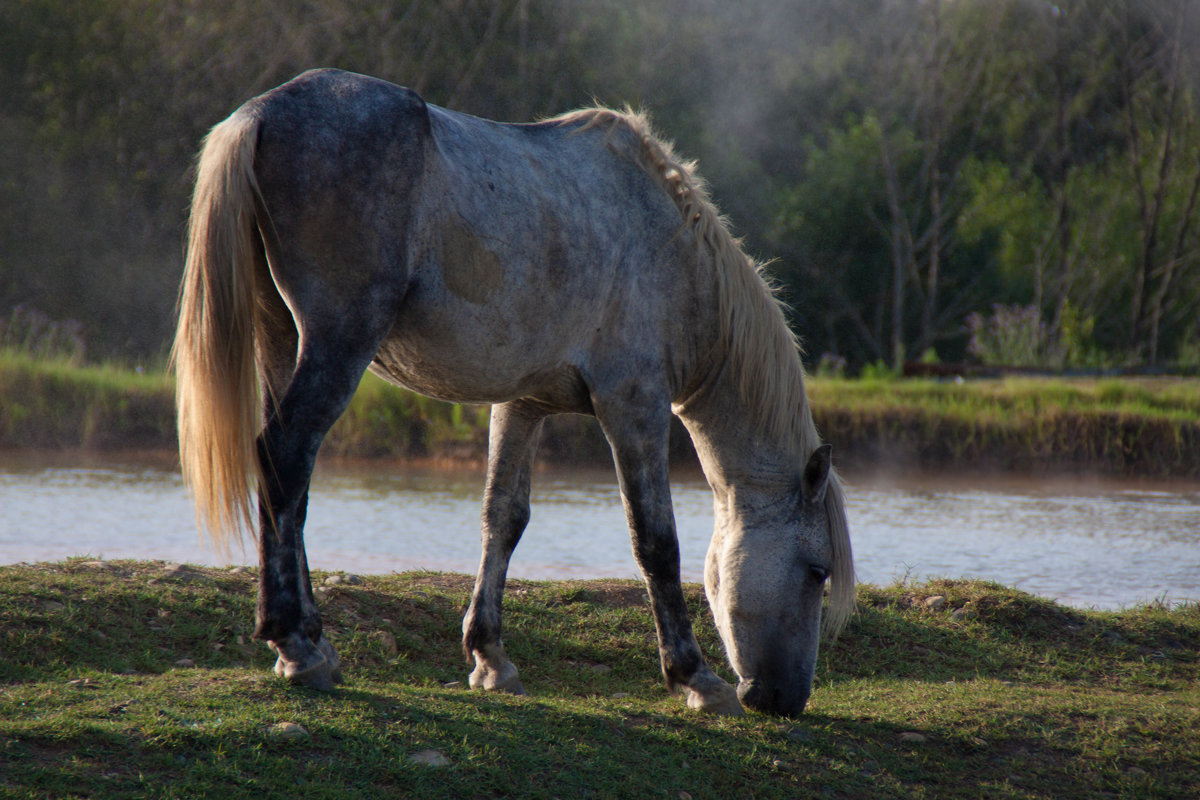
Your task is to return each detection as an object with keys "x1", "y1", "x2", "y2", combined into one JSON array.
[{"x1": 704, "y1": 444, "x2": 835, "y2": 716}]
